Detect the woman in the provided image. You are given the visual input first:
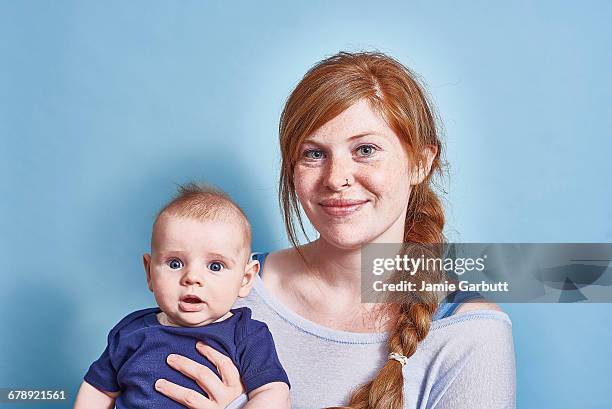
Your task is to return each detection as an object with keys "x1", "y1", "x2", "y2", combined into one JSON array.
[{"x1": 154, "y1": 51, "x2": 515, "y2": 409}]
